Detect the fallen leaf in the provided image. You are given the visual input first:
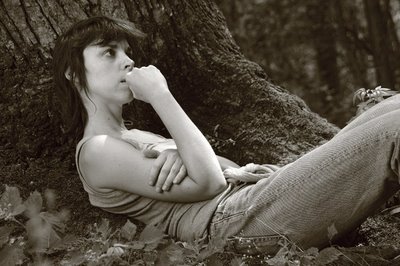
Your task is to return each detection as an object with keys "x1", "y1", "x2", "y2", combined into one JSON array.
[
  {"x1": 0, "y1": 225, "x2": 14, "y2": 248},
  {"x1": 23, "y1": 191, "x2": 42, "y2": 218},
  {"x1": 120, "y1": 220, "x2": 137, "y2": 241},
  {"x1": 0, "y1": 244, "x2": 26, "y2": 266},
  {"x1": 315, "y1": 247, "x2": 342, "y2": 265},
  {"x1": 327, "y1": 223, "x2": 338, "y2": 241},
  {"x1": 26, "y1": 213, "x2": 63, "y2": 252},
  {"x1": 64, "y1": 250, "x2": 86, "y2": 265},
  {"x1": 97, "y1": 218, "x2": 111, "y2": 239},
  {"x1": 129, "y1": 241, "x2": 145, "y2": 250},
  {"x1": 0, "y1": 186, "x2": 25, "y2": 217},
  {"x1": 40, "y1": 211, "x2": 67, "y2": 234},
  {"x1": 157, "y1": 243, "x2": 185, "y2": 265},
  {"x1": 139, "y1": 224, "x2": 164, "y2": 244},
  {"x1": 230, "y1": 257, "x2": 246, "y2": 266}
]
